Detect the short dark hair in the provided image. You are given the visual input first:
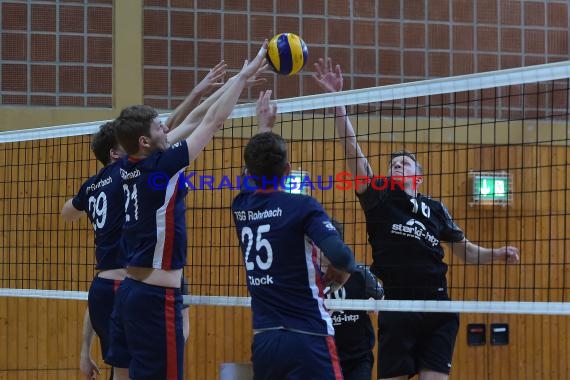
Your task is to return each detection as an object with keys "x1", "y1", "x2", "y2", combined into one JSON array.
[
  {"x1": 91, "y1": 121, "x2": 118, "y2": 166},
  {"x1": 244, "y1": 132, "x2": 288, "y2": 188},
  {"x1": 115, "y1": 105, "x2": 158, "y2": 155},
  {"x1": 390, "y1": 149, "x2": 423, "y2": 175}
]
